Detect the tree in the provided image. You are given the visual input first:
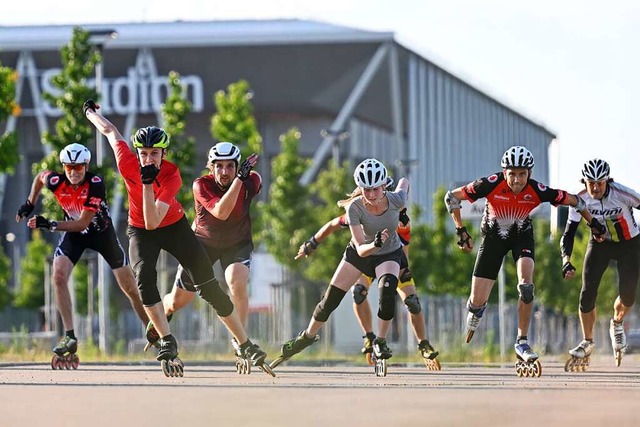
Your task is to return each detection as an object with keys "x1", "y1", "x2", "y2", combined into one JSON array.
[
  {"x1": 14, "y1": 231, "x2": 52, "y2": 309},
  {"x1": 162, "y1": 71, "x2": 197, "y2": 221},
  {"x1": 256, "y1": 128, "x2": 311, "y2": 269},
  {"x1": 299, "y1": 160, "x2": 353, "y2": 283},
  {"x1": 210, "y1": 79, "x2": 263, "y2": 158},
  {"x1": 0, "y1": 62, "x2": 21, "y2": 307}
]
